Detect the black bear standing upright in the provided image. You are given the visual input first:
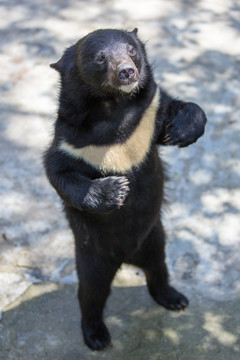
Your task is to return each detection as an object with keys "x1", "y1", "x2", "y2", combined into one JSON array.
[{"x1": 44, "y1": 28, "x2": 207, "y2": 350}]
